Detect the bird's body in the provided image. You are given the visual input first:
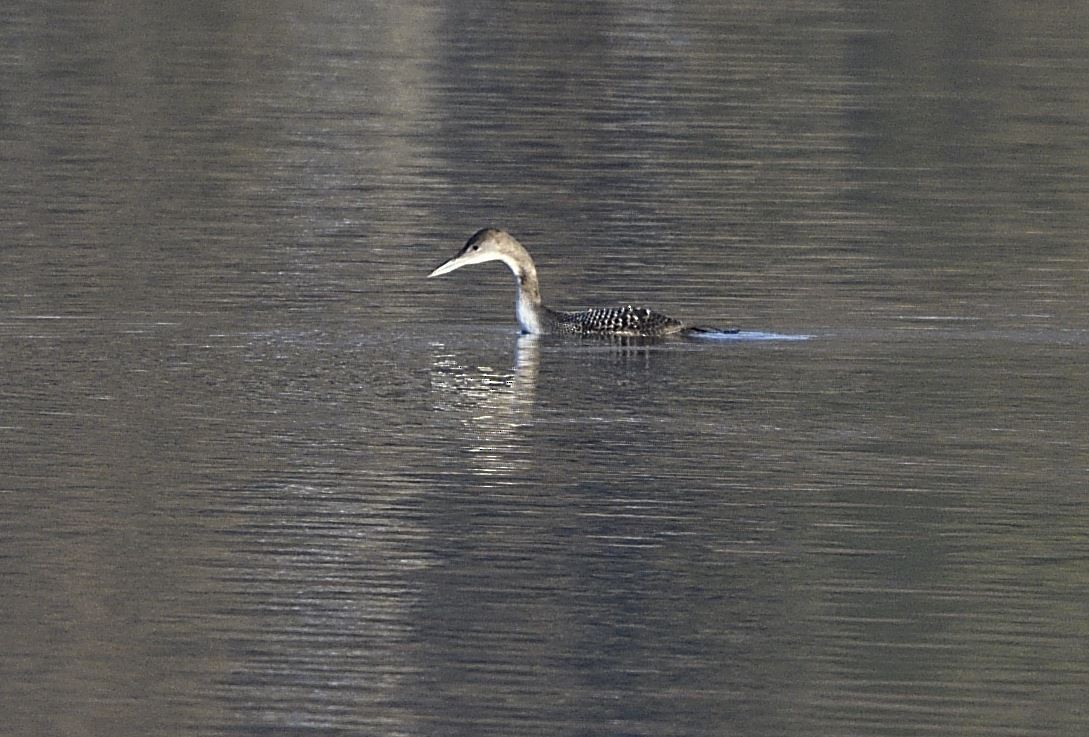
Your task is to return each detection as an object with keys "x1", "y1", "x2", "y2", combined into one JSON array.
[
  {"x1": 545, "y1": 304, "x2": 685, "y2": 336},
  {"x1": 428, "y1": 228, "x2": 729, "y2": 337}
]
